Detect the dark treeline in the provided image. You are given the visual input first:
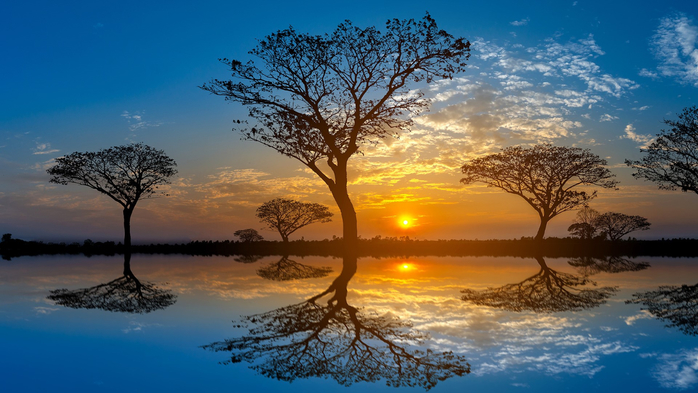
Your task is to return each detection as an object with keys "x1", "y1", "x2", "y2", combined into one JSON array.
[{"x1": 2, "y1": 234, "x2": 698, "y2": 259}]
